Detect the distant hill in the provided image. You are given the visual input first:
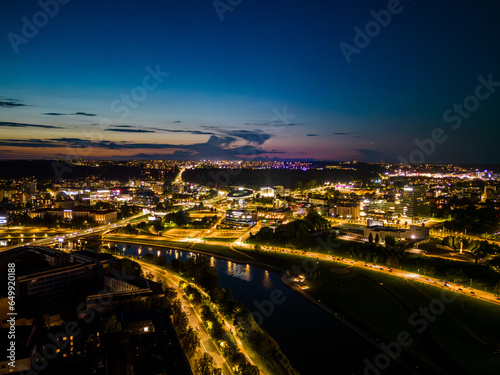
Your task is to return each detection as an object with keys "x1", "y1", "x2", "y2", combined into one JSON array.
[
  {"x1": 183, "y1": 163, "x2": 382, "y2": 189},
  {"x1": 0, "y1": 160, "x2": 177, "y2": 181}
]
